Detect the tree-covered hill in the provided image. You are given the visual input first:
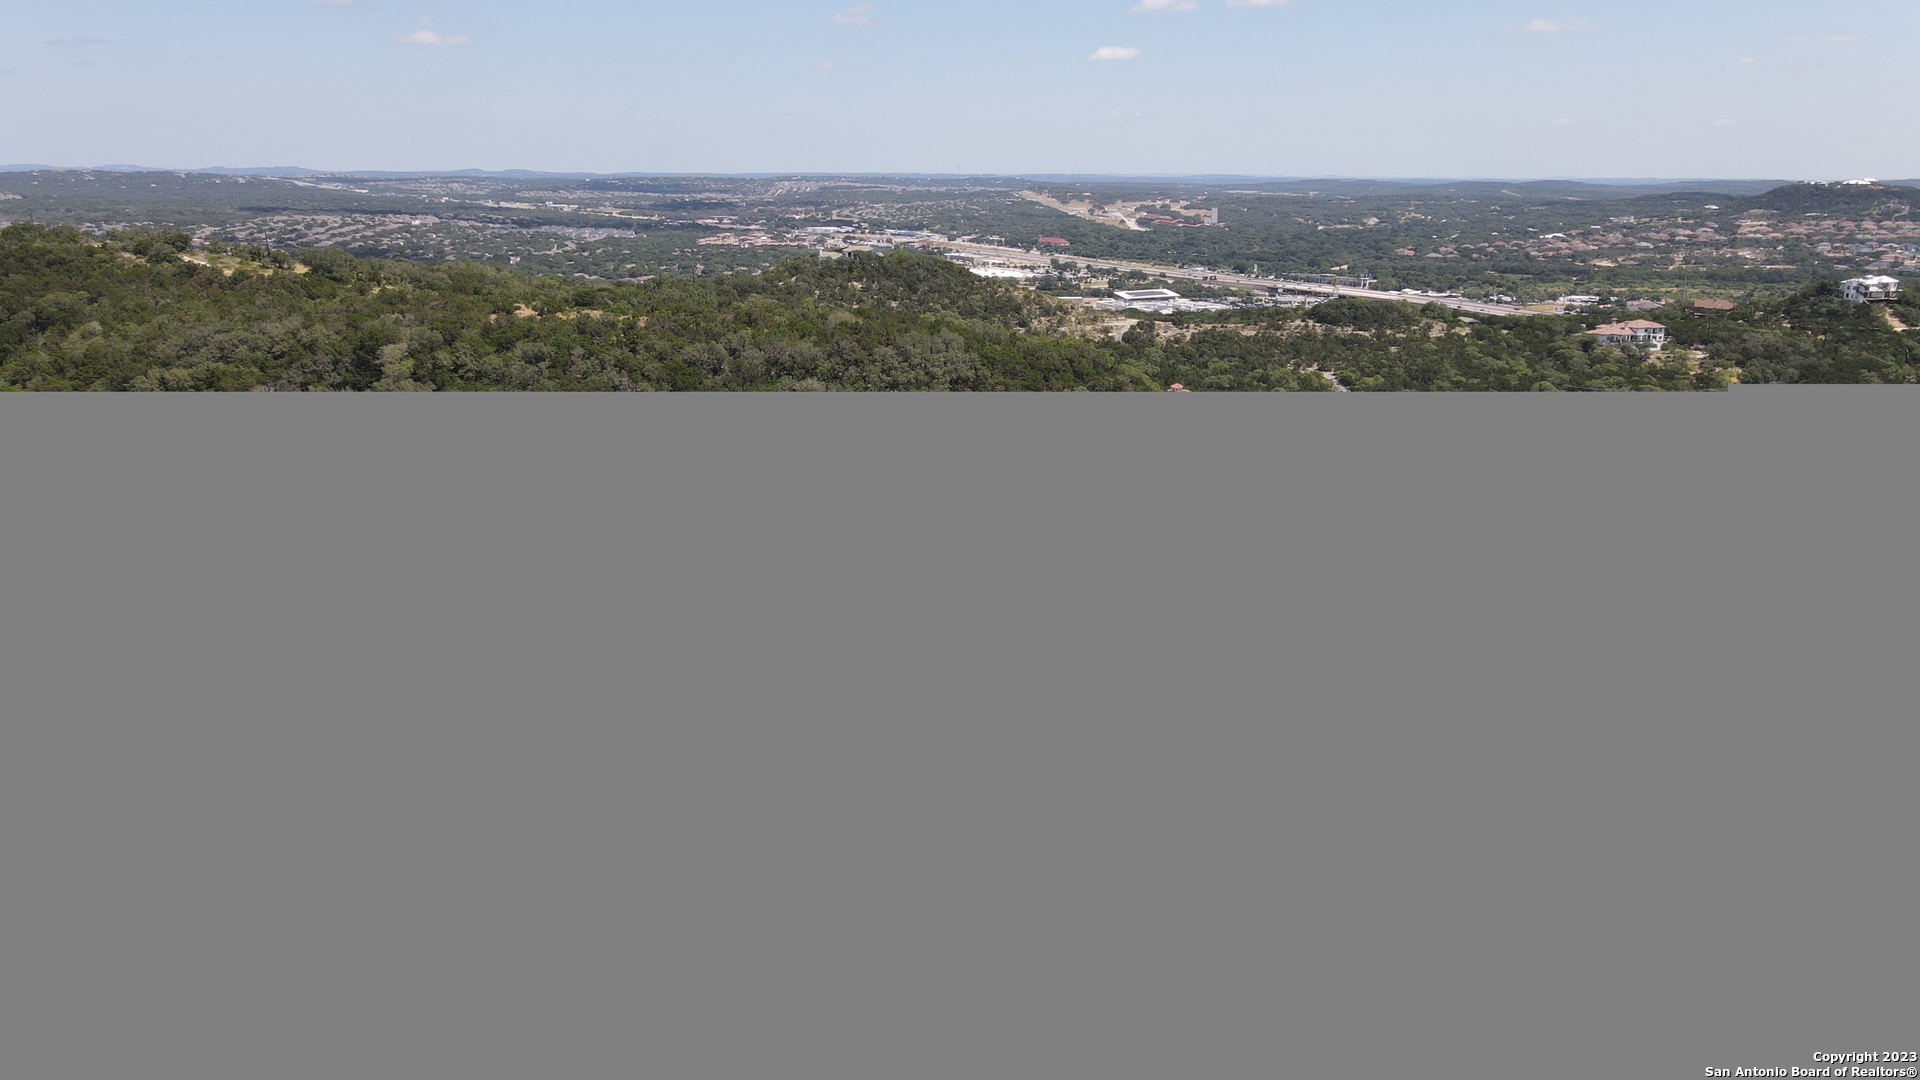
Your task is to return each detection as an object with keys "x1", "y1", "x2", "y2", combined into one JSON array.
[
  {"x1": 1655, "y1": 284, "x2": 1920, "y2": 384},
  {"x1": 1734, "y1": 182, "x2": 1919, "y2": 216},
  {"x1": 0, "y1": 225, "x2": 1152, "y2": 392},
  {"x1": 1, "y1": 224, "x2": 1911, "y2": 391}
]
